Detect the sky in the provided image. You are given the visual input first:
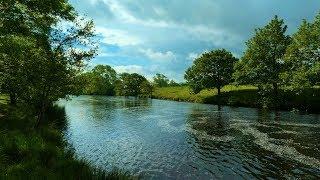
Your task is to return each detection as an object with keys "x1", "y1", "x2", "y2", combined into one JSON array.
[{"x1": 69, "y1": 0, "x2": 320, "y2": 82}]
